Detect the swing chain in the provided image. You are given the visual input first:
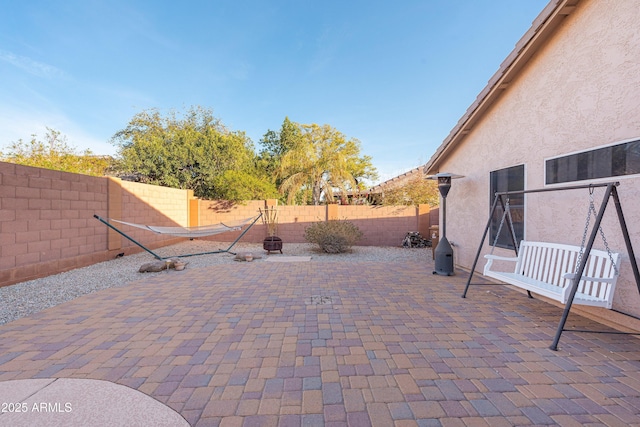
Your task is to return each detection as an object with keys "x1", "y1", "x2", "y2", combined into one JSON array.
[
  {"x1": 575, "y1": 187, "x2": 619, "y2": 276},
  {"x1": 593, "y1": 199, "x2": 619, "y2": 276},
  {"x1": 574, "y1": 192, "x2": 592, "y2": 275}
]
